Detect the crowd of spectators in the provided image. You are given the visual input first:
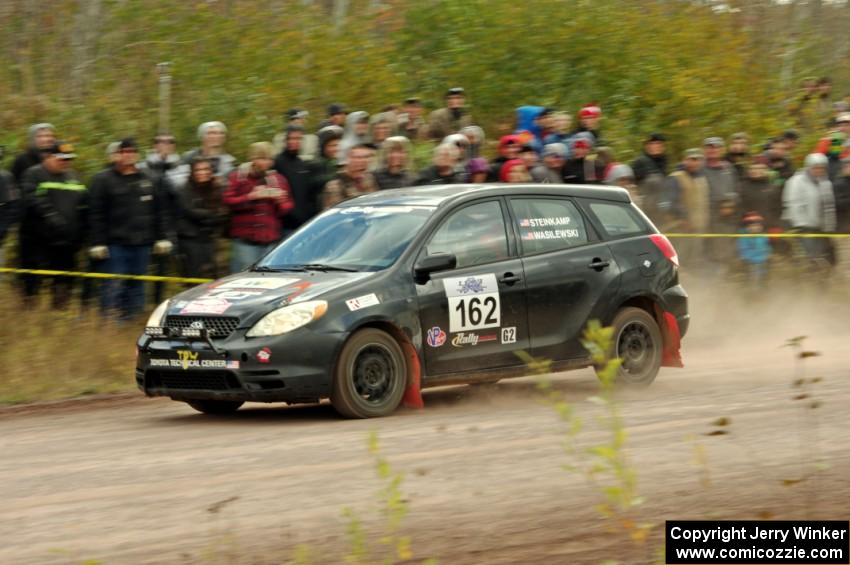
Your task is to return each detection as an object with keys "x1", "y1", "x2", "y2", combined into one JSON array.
[{"x1": 1, "y1": 84, "x2": 849, "y2": 316}]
